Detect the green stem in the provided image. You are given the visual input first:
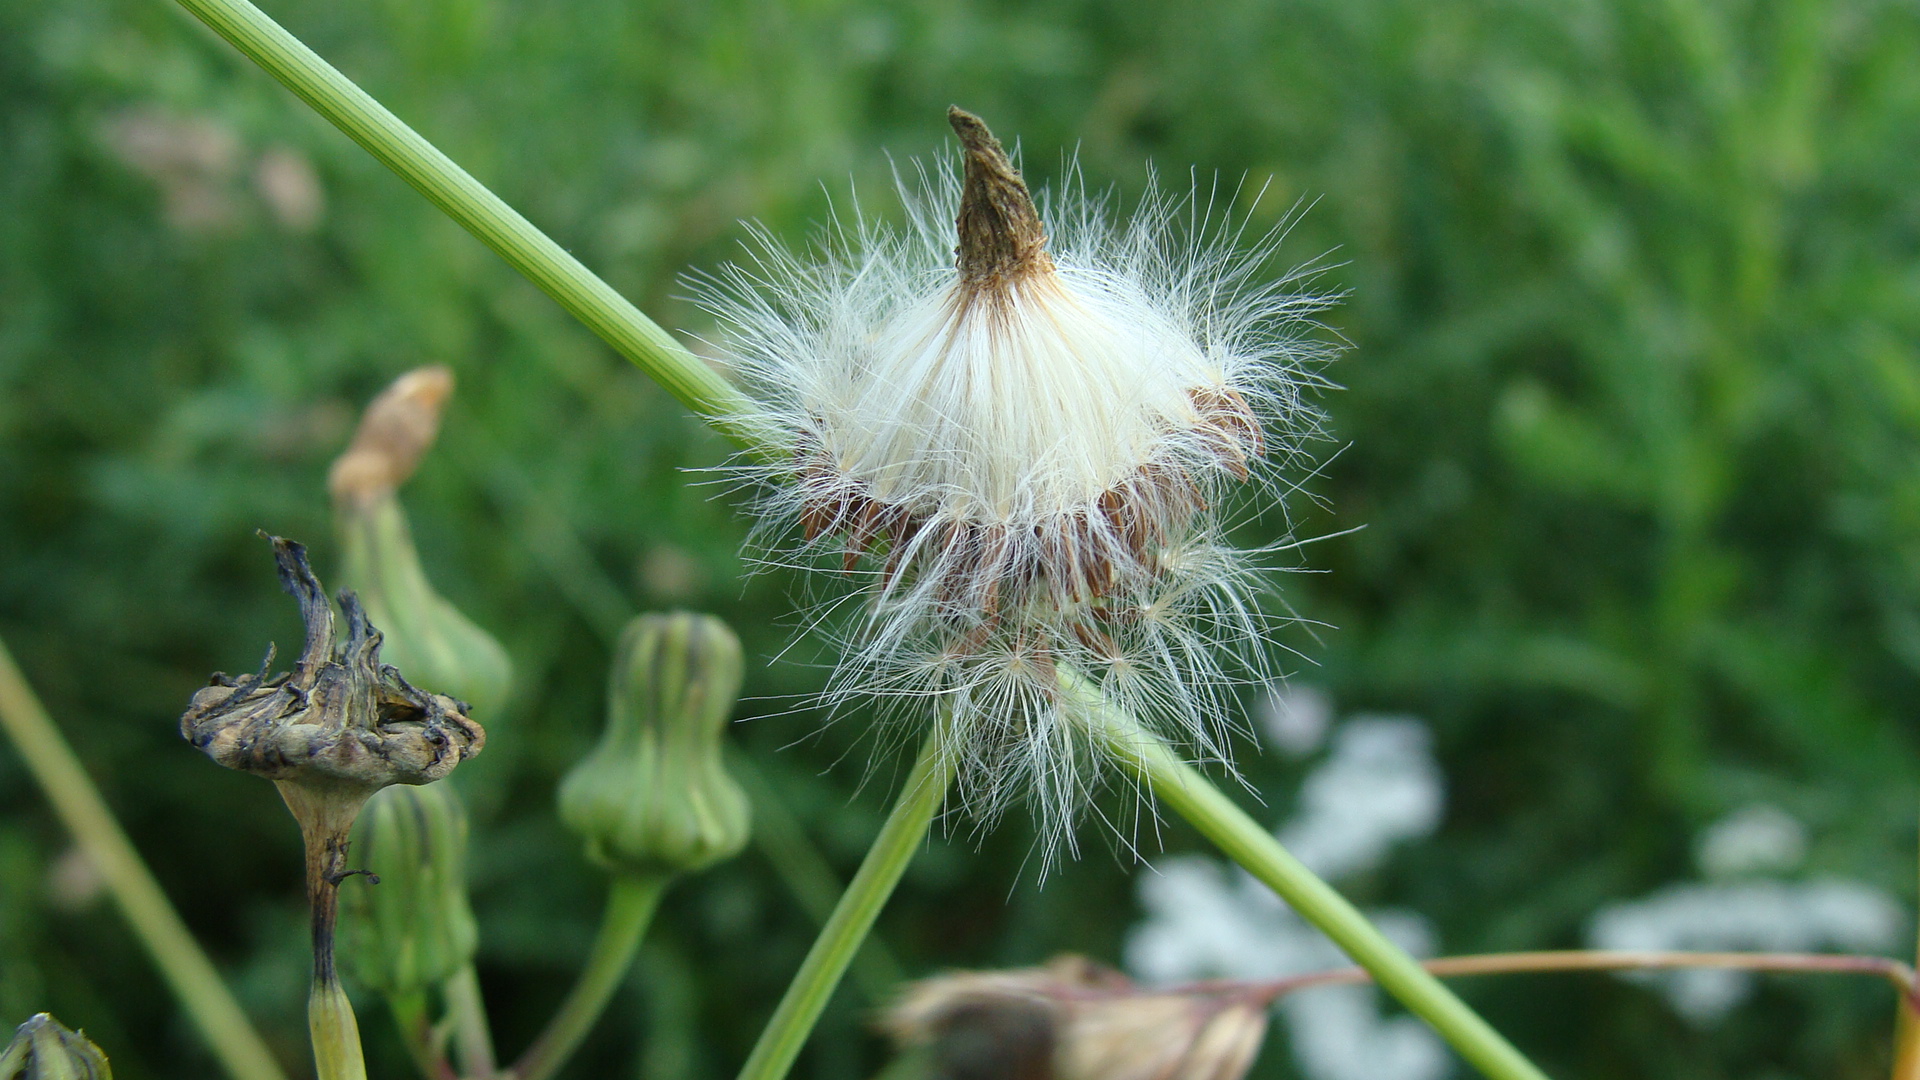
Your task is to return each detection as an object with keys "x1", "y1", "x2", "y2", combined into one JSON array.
[
  {"x1": 387, "y1": 991, "x2": 455, "y2": 1080},
  {"x1": 1243, "y1": 949, "x2": 1920, "y2": 1006},
  {"x1": 0, "y1": 635, "x2": 291, "y2": 1080},
  {"x1": 1892, "y1": 812, "x2": 1920, "y2": 1080},
  {"x1": 734, "y1": 729, "x2": 952, "y2": 1080},
  {"x1": 168, "y1": 0, "x2": 768, "y2": 454},
  {"x1": 444, "y1": 964, "x2": 499, "y2": 1080},
  {"x1": 728, "y1": 749, "x2": 909, "y2": 1003},
  {"x1": 511, "y1": 874, "x2": 668, "y2": 1080},
  {"x1": 278, "y1": 781, "x2": 372, "y2": 1080},
  {"x1": 310, "y1": 978, "x2": 368, "y2": 1080},
  {"x1": 1067, "y1": 671, "x2": 1551, "y2": 1080}
]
